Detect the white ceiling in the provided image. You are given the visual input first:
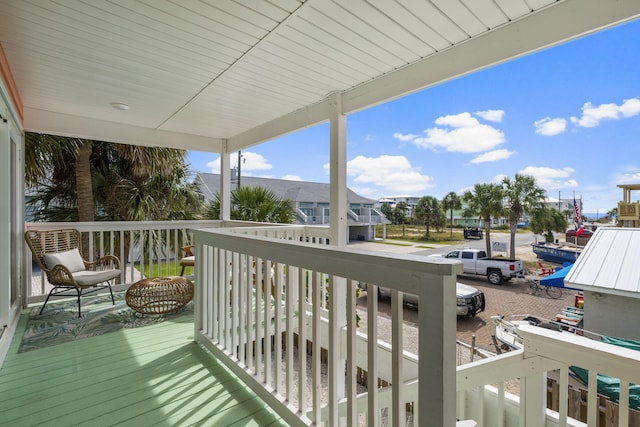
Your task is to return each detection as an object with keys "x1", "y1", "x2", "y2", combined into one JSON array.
[{"x1": 1, "y1": 0, "x2": 639, "y2": 153}]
